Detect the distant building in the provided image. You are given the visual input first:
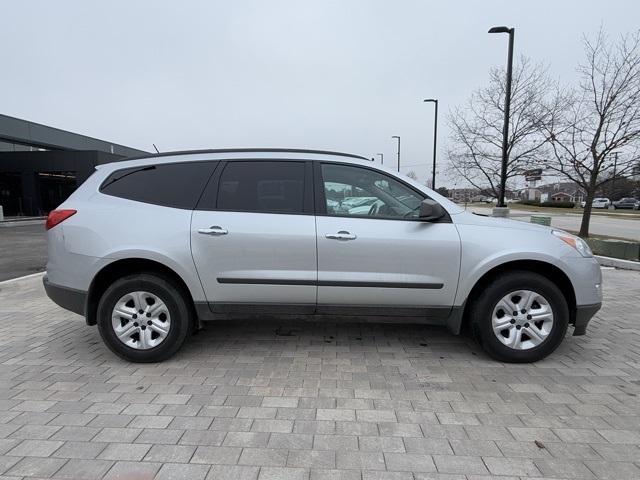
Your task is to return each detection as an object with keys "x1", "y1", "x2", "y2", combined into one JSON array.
[
  {"x1": 0, "y1": 114, "x2": 148, "y2": 216},
  {"x1": 537, "y1": 182, "x2": 585, "y2": 203}
]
